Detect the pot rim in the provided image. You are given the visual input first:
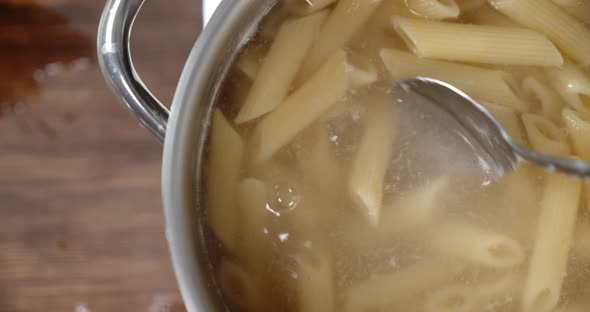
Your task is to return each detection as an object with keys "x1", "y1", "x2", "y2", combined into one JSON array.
[{"x1": 161, "y1": 0, "x2": 276, "y2": 311}]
